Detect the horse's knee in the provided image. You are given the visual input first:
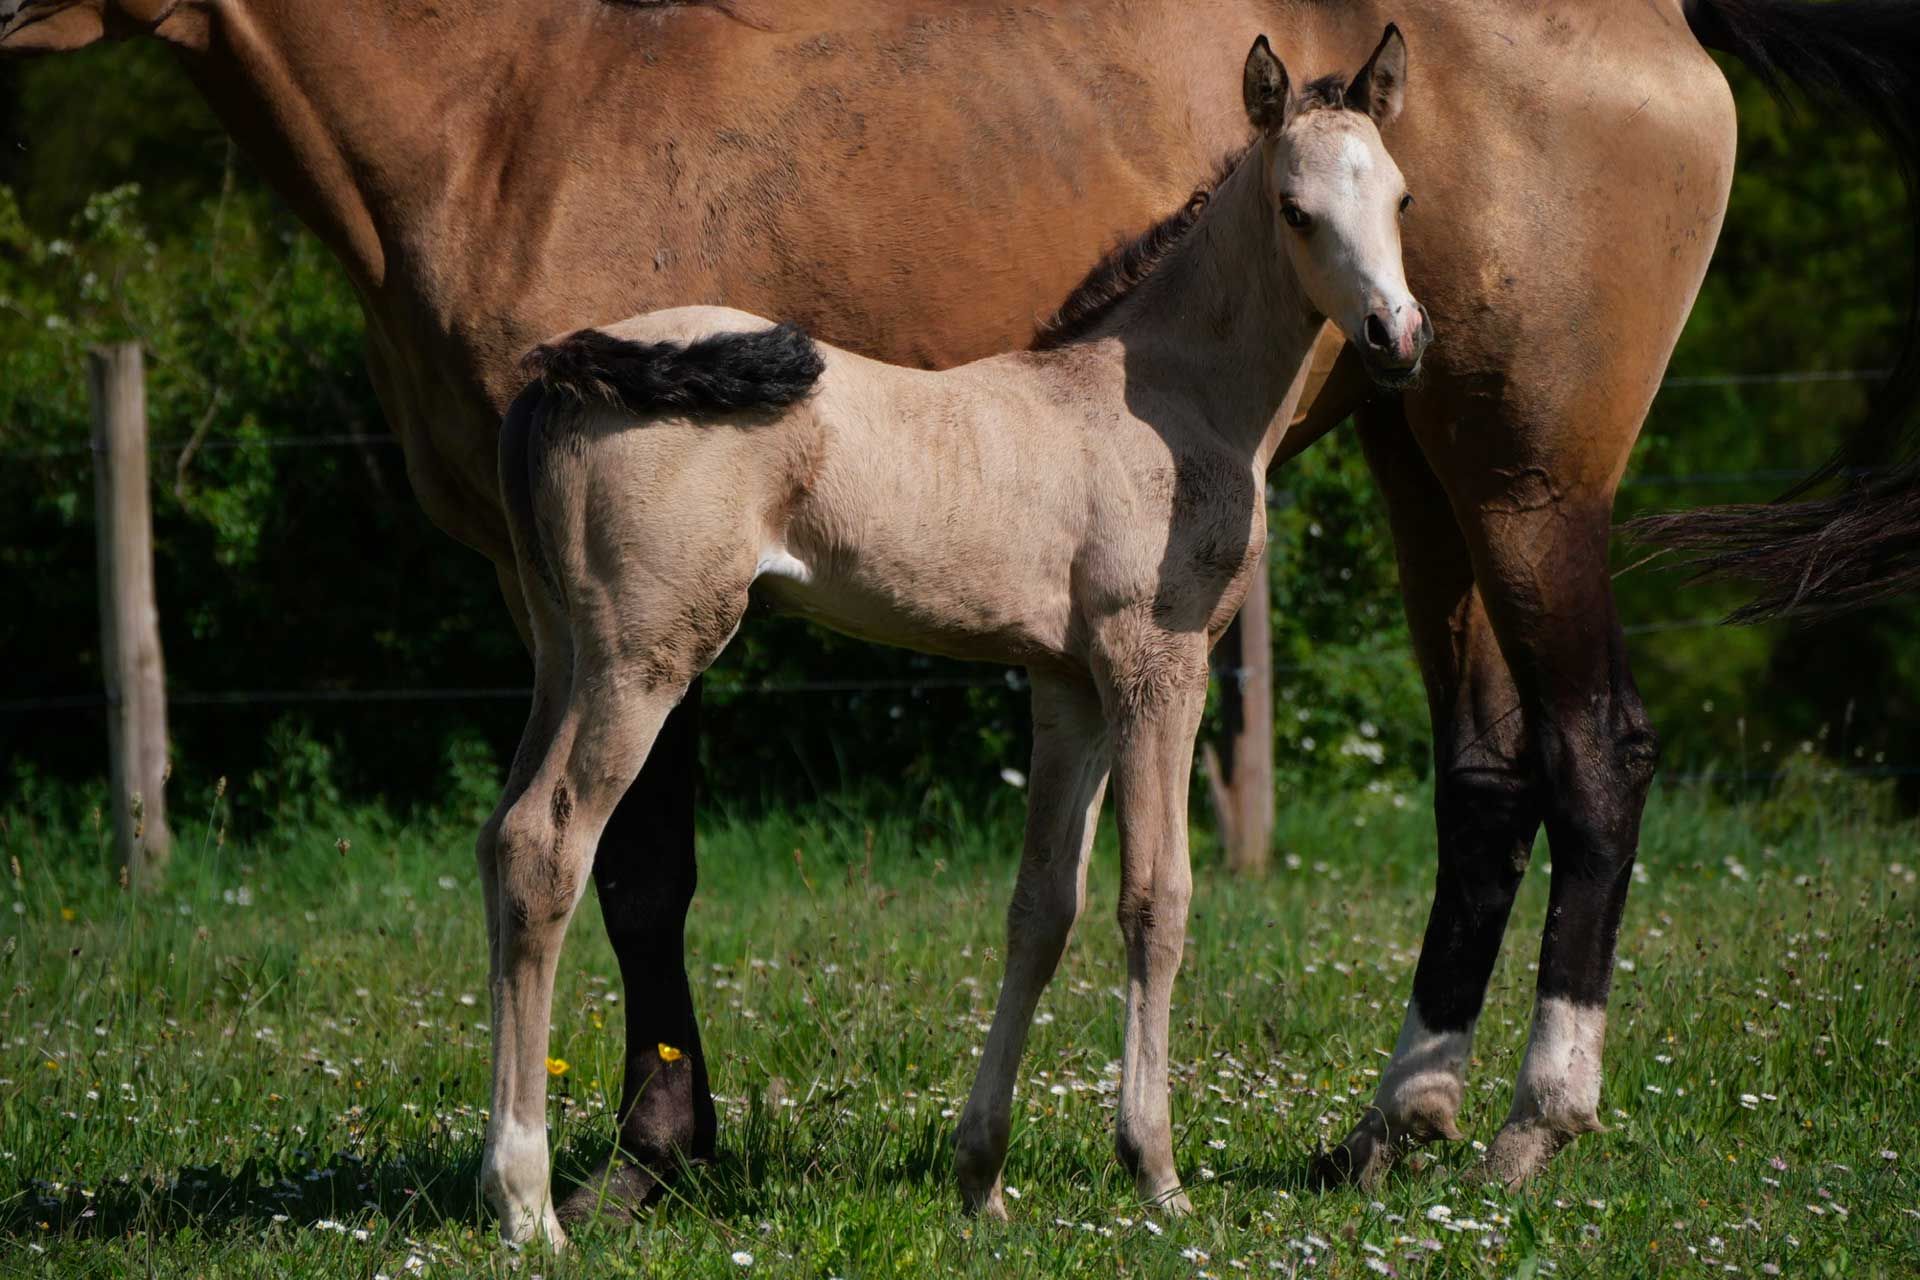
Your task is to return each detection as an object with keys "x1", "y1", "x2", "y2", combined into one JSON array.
[
  {"x1": 1434, "y1": 762, "x2": 1539, "y2": 893},
  {"x1": 496, "y1": 783, "x2": 588, "y2": 931},
  {"x1": 1116, "y1": 876, "x2": 1190, "y2": 957},
  {"x1": 1007, "y1": 866, "x2": 1079, "y2": 956},
  {"x1": 1536, "y1": 705, "x2": 1660, "y2": 873}
]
